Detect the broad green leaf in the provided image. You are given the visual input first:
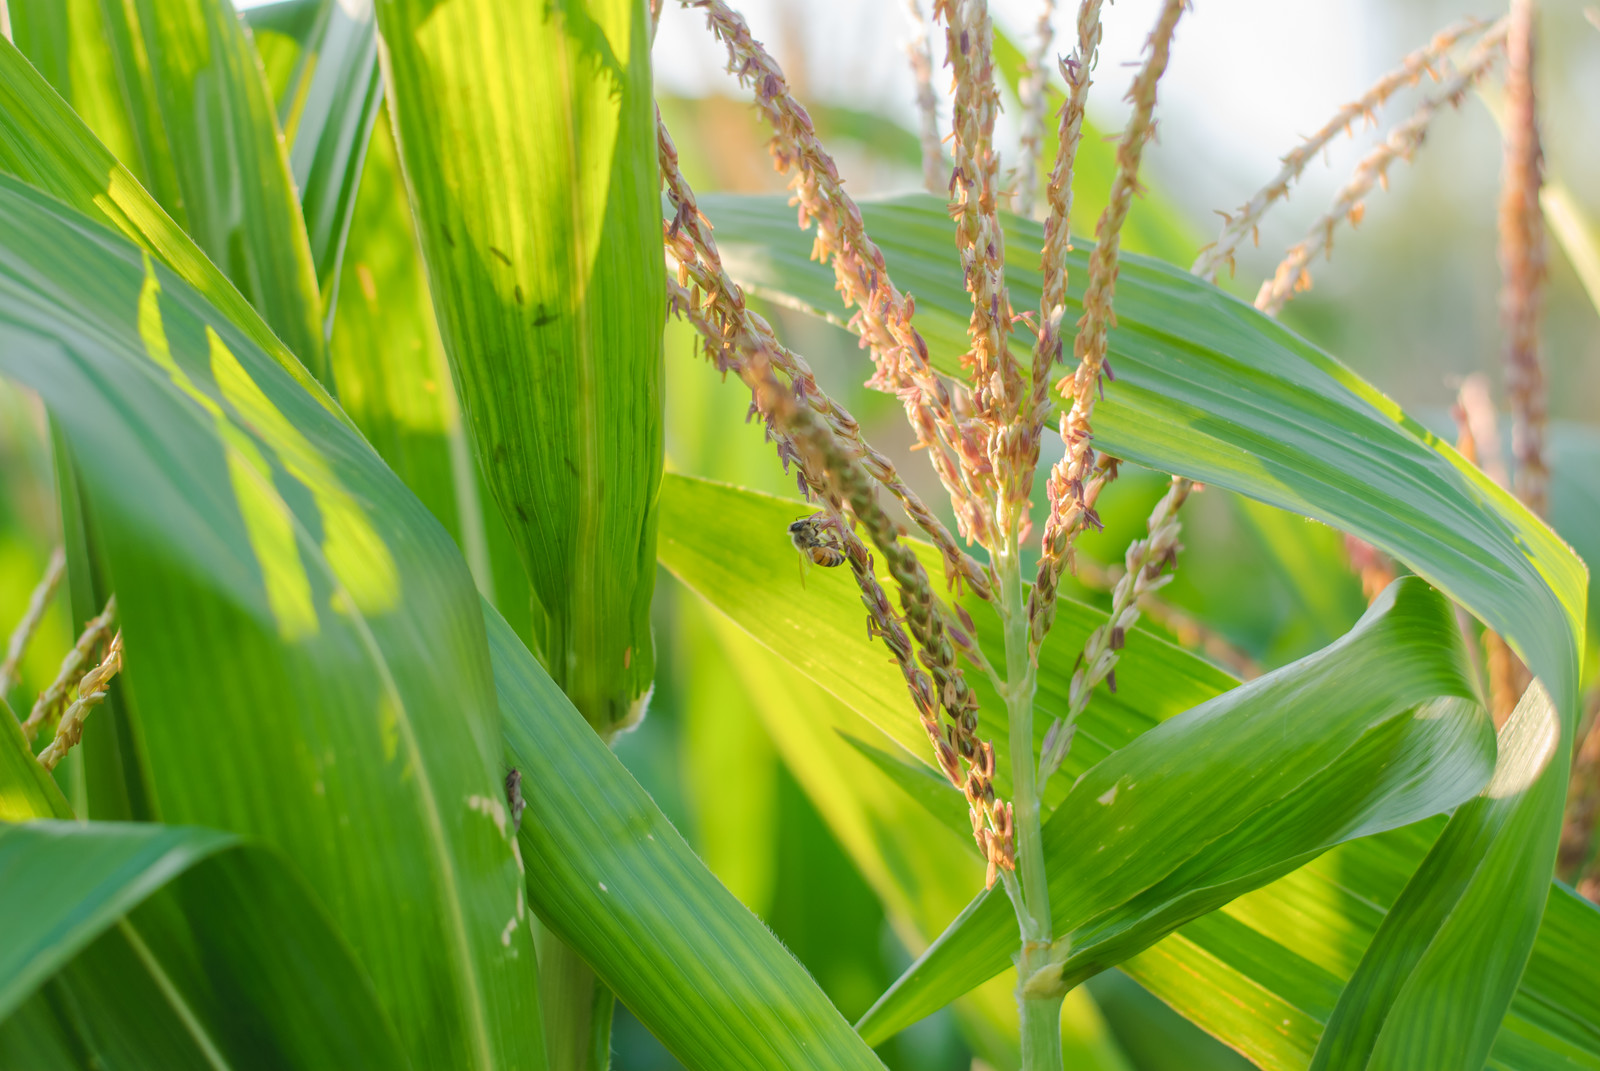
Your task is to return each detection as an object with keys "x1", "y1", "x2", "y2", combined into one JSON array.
[
  {"x1": 698, "y1": 192, "x2": 1584, "y2": 718},
  {"x1": 658, "y1": 475, "x2": 1600, "y2": 1069},
  {"x1": 0, "y1": 700, "x2": 409, "y2": 1069},
  {"x1": 858, "y1": 575, "x2": 1493, "y2": 1039},
  {"x1": 0, "y1": 821, "x2": 411, "y2": 1069},
  {"x1": 0, "y1": 695, "x2": 69, "y2": 822},
  {"x1": 51, "y1": 427, "x2": 152, "y2": 823},
  {"x1": 278, "y1": 0, "x2": 382, "y2": 326},
  {"x1": 322, "y1": 97, "x2": 532, "y2": 642},
  {"x1": 0, "y1": 173, "x2": 543, "y2": 1069},
  {"x1": 0, "y1": 34, "x2": 337, "y2": 416},
  {"x1": 659, "y1": 473, "x2": 1237, "y2": 808},
  {"x1": 376, "y1": 0, "x2": 665, "y2": 733},
  {"x1": 487, "y1": 599, "x2": 888, "y2": 1071},
  {"x1": 1310, "y1": 681, "x2": 1564, "y2": 1070},
  {"x1": 10, "y1": 0, "x2": 329, "y2": 388},
  {"x1": 329, "y1": 106, "x2": 475, "y2": 560},
  {"x1": 695, "y1": 193, "x2": 1587, "y2": 1061}
]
